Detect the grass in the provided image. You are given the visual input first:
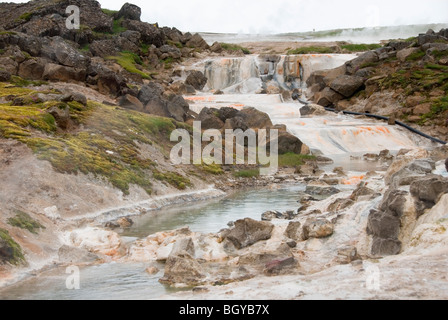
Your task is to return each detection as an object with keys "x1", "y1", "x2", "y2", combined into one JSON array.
[
  {"x1": 278, "y1": 153, "x2": 316, "y2": 167},
  {"x1": 106, "y1": 51, "x2": 150, "y2": 79},
  {"x1": 200, "y1": 163, "x2": 224, "y2": 175},
  {"x1": 9, "y1": 75, "x2": 47, "y2": 88},
  {"x1": 112, "y1": 18, "x2": 127, "y2": 34},
  {"x1": 340, "y1": 43, "x2": 382, "y2": 52},
  {"x1": 421, "y1": 95, "x2": 448, "y2": 121},
  {"x1": 101, "y1": 8, "x2": 118, "y2": 17},
  {"x1": 153, "y1": 169, "x2": 191, "y2": 190},
  {"x1": 220, "y1": 43, "x2": 251, "y2": 54},
  {"x1": 233, "y1": 168, "x2": 259, "y2": 178},
  {"x1": 7, "y1": 210, "x2": 45, "y2": 235},
  {"x1": 0, "y1": 85, "x2": 194, "y2": 195},
  {"x1": 287, "y1": 47, "x2": 335, "y2": 55},
  {"x1": 432, "y1": 50, "x2": 448, "y2": 60},
  {"x1": 406, "y1": 50, "x2": 426, "y2": 61},
  {"x1": 16, "y1": 12, "x2": 33, "y2": 22},
  {"x1": 0, "y1": 228, "x2": 25, "y2": 265}
]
